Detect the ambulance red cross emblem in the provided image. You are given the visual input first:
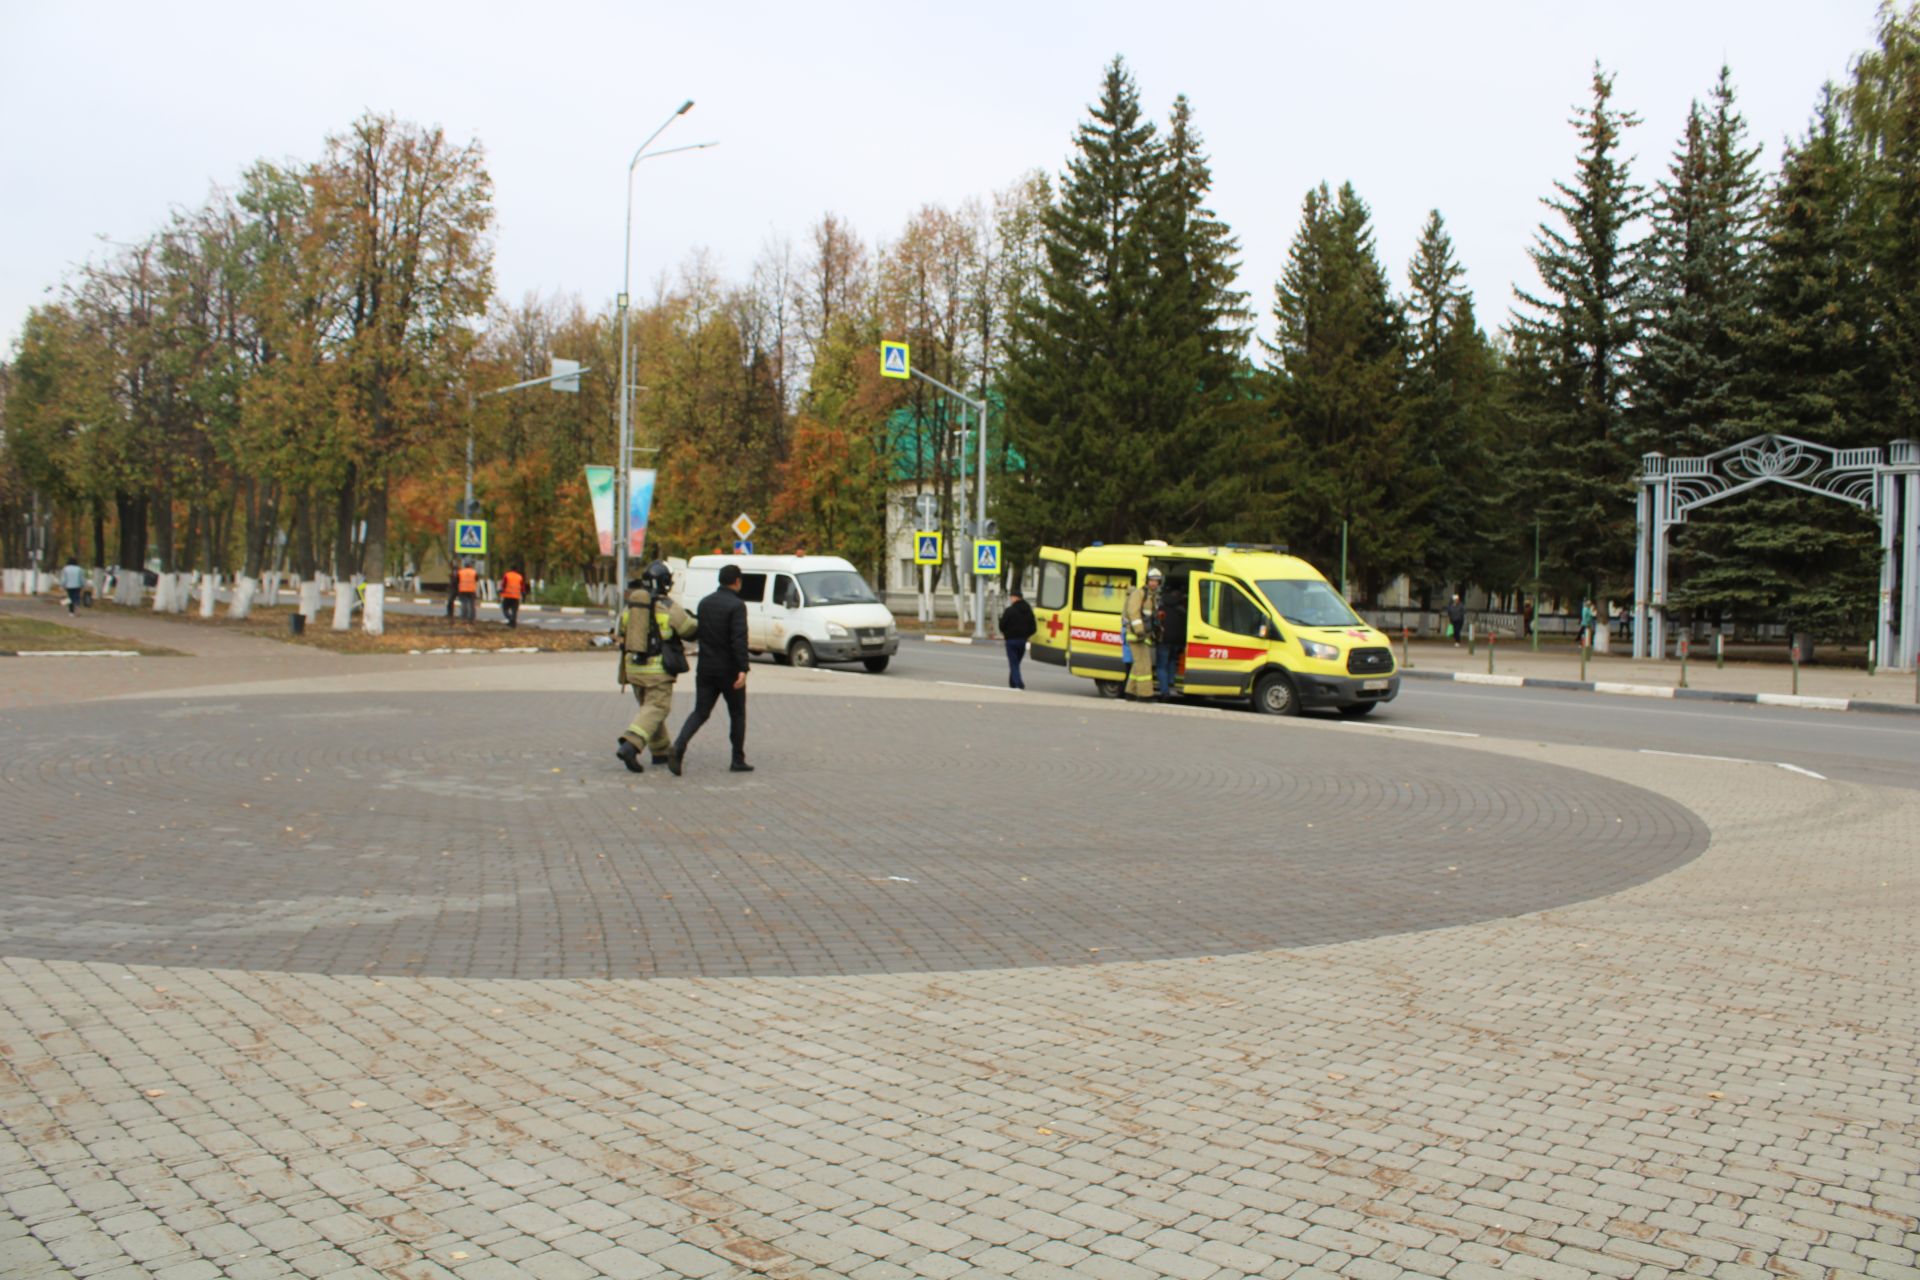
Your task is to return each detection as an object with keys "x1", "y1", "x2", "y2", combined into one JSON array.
[{"x1": 1046, "y1": 614, "x2": 1064, "y2": 639}]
